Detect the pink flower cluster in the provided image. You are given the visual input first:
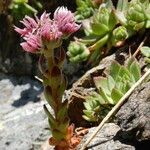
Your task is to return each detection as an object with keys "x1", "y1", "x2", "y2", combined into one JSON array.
[{"x1": 14, "y1": 7, "x2": 80, "y2": 53}]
